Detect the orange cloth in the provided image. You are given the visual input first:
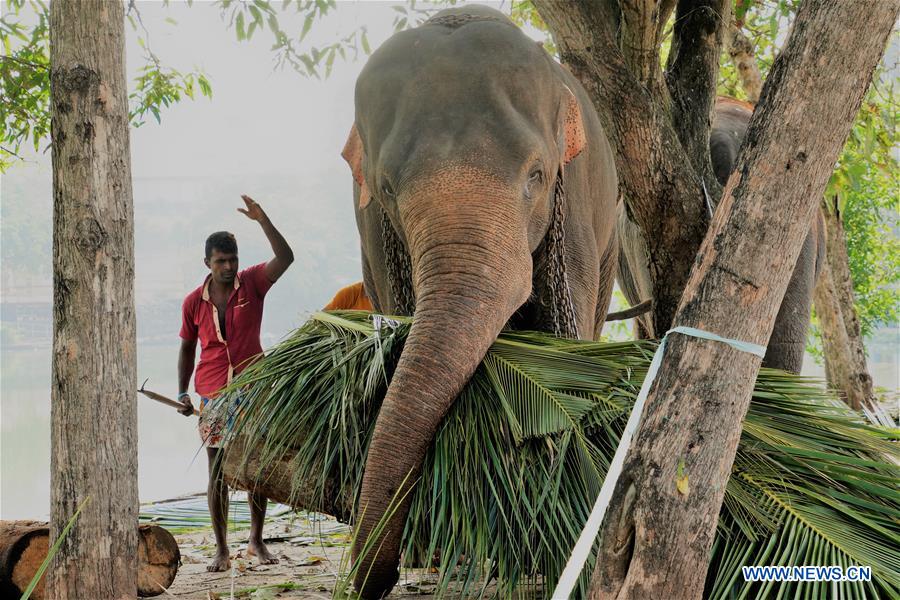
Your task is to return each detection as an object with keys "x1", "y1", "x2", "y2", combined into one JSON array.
[{"x1": 324, "y1": 281, "x2": 373, "y2": 311}]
